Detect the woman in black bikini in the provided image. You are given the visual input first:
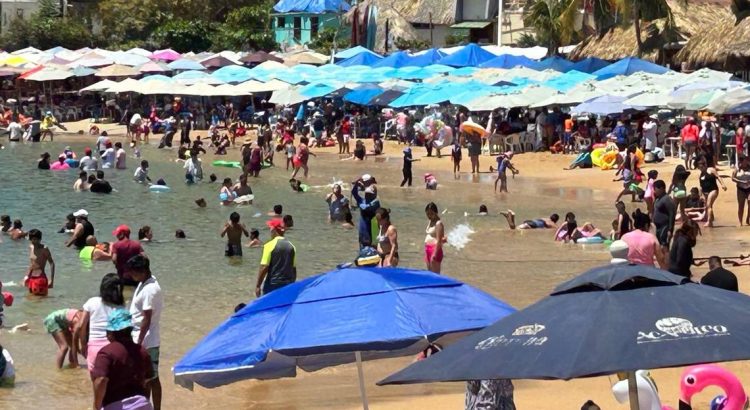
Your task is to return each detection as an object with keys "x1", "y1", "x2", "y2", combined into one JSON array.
[{"x1": 697, "y1": 156, "x2": 726, "y2": 227}]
